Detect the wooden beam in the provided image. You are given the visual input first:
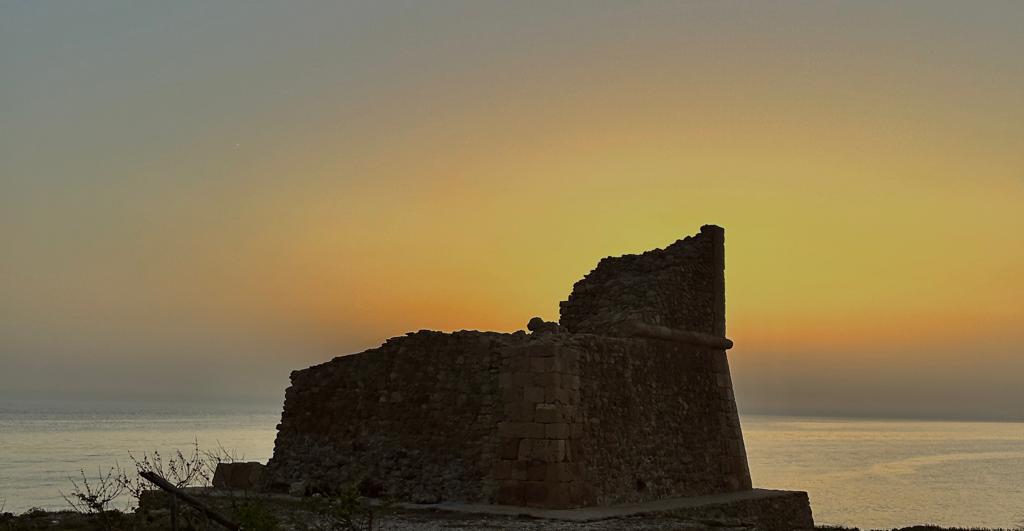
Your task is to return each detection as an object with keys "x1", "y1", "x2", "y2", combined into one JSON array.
[{"x1": 139, "y1": 471, "x2": 240, "y2": 531}]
